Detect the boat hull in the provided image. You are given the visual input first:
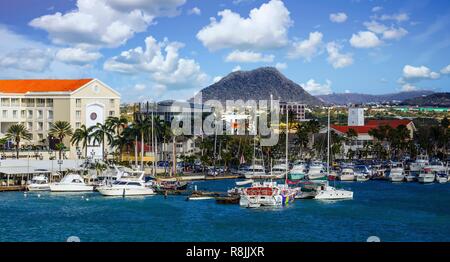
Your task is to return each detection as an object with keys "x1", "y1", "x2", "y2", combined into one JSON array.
[
  {"x1": 27, "y1": 184, "x2": 50, "y2": 191},
  {"x1": 49, "y1": 184, "x2": 94, "y2": 192},
  {"x1": 97, "y1": 187, "x2": 155, "y2": 196},
  {"x1": 418, "y1": 175, "x2": 435, "y2": 184},
  {"x1": 339, "y1": 175, "x2": 355, "y2": 181}
]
